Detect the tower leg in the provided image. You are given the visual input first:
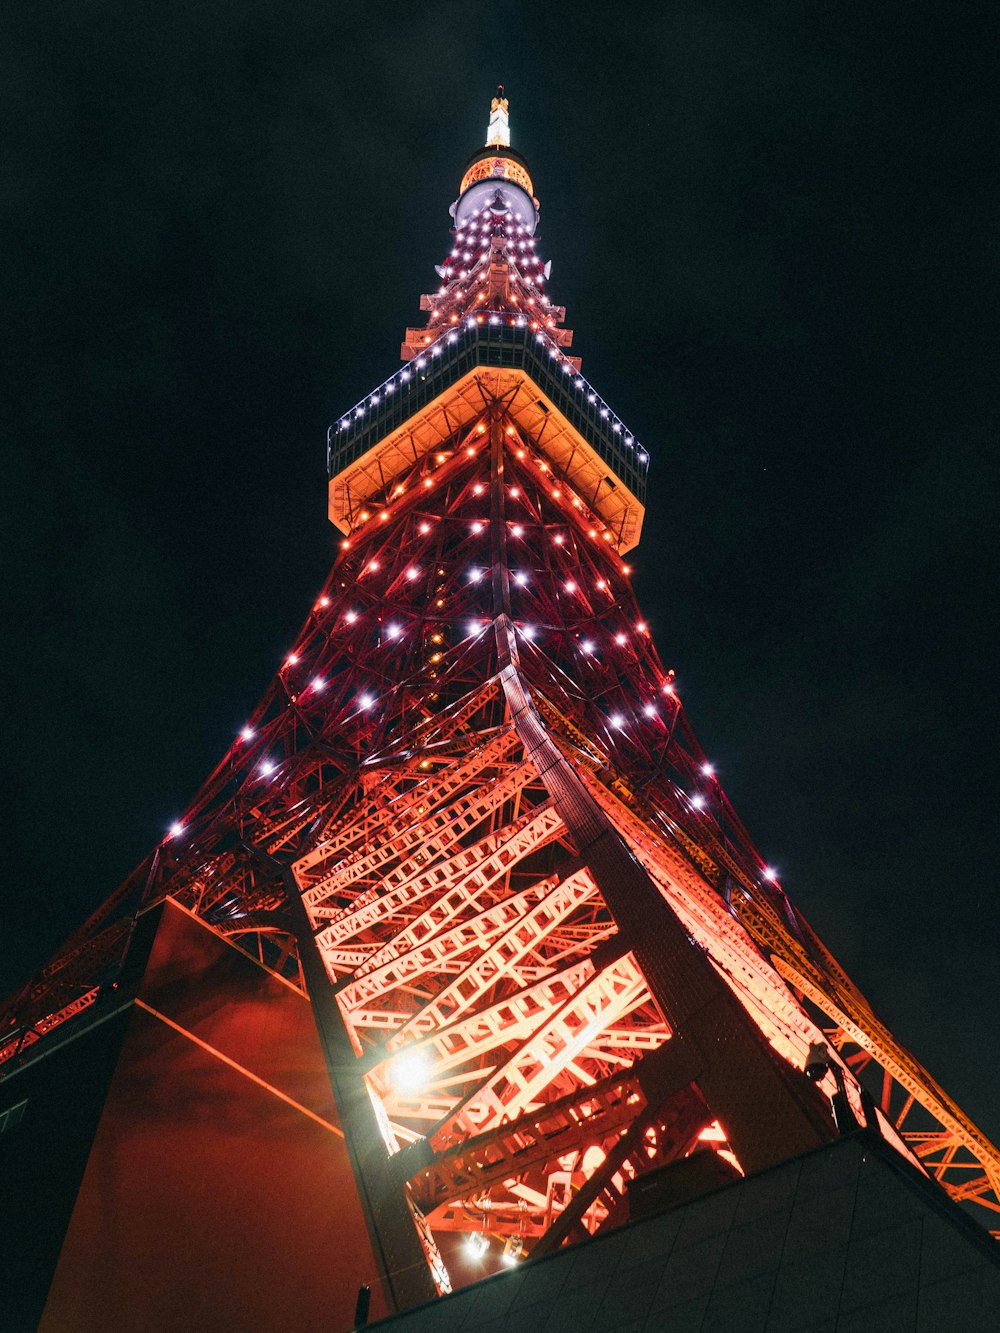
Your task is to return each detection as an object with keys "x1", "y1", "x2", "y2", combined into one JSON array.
[{"x1": 283, "y1": 874, "x2": 438, "y2": 1313}]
